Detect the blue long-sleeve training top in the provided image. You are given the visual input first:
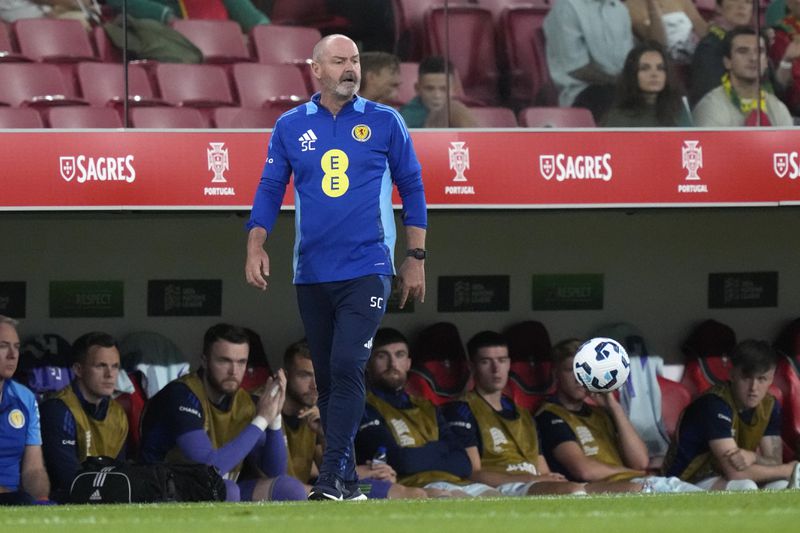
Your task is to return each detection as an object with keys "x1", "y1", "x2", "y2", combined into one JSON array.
[{"x1": 247, "y1": 93, "x2": 427, "y2": 285}]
